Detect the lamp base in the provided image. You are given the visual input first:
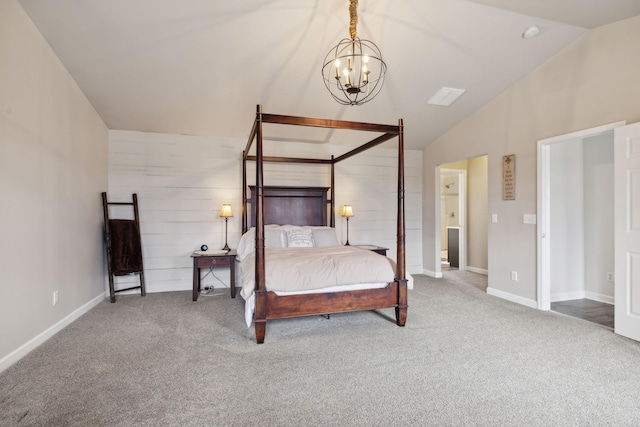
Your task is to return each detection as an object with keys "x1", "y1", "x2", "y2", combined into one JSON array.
[{"x1": 222, "y1": 217, "x2": 230, "y2": 251}]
